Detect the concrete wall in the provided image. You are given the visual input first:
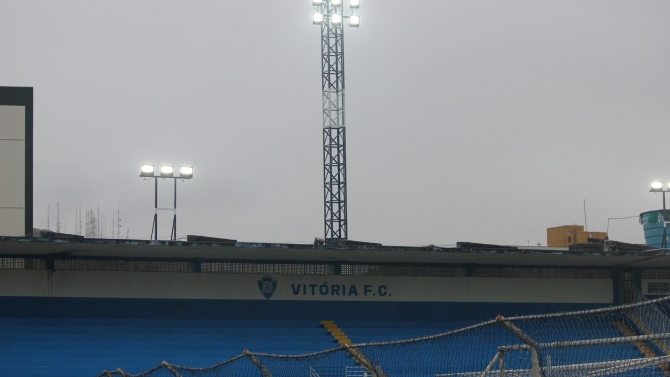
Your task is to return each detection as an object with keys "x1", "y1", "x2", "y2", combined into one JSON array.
[
  {"x1": 0, "y1": 269, "x2": 613, "y2": 303},
  {"x1": 0, "y1": 269, "x2": 613, "y2": 320}
]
